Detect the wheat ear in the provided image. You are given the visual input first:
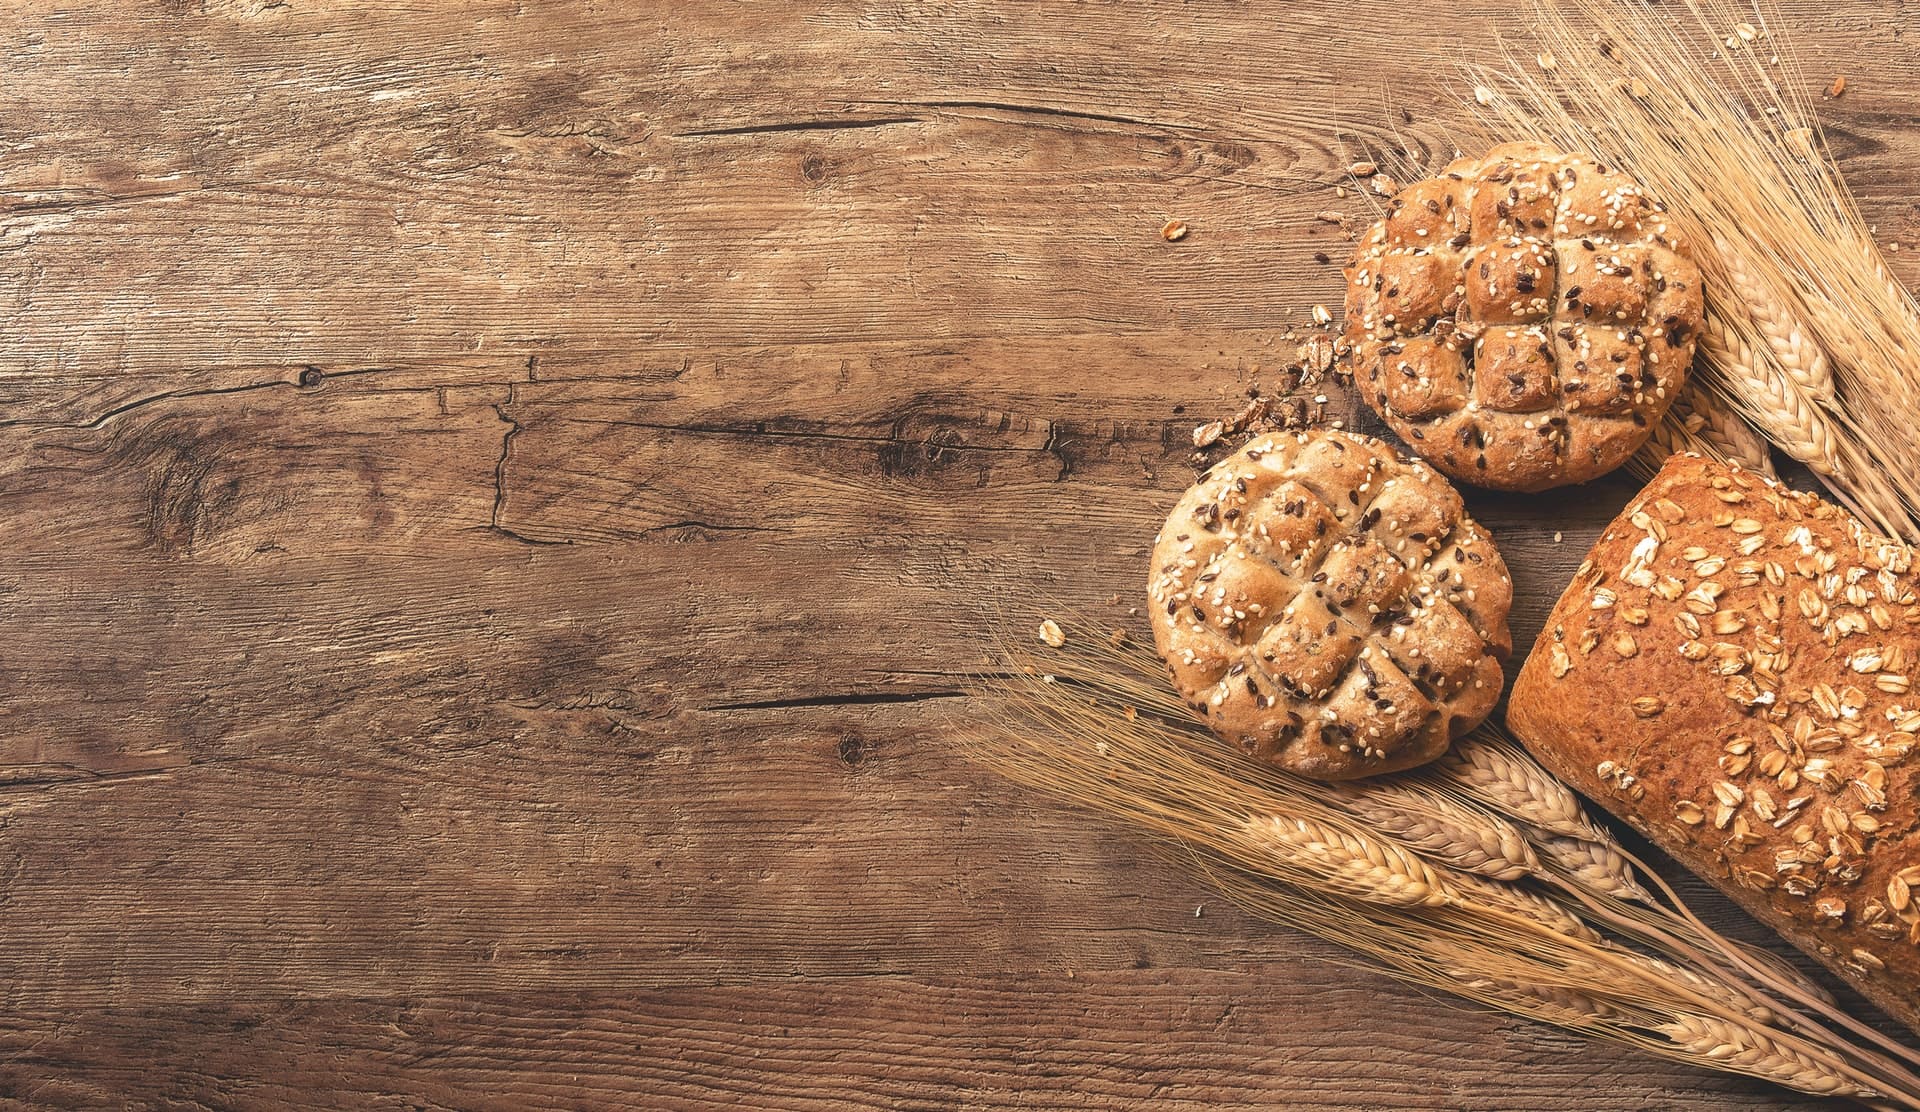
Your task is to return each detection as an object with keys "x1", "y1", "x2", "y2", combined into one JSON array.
[
  {"x1": 1330, "y1": 782, "x2": 1538, "y2": 882},
  {"x1": 1449, "y1": 871, "x2": 1601, "y2": 942},
  {"x1": 1535, "y1": 833, "x2": 1656, "y2": 905},
  {"x1": 1803, "y1": 303, "x2": 1884, "y2": 391},
  {"x1": 1655, "y1": 1013, "x2": 1878, "y2": 1099},
  {"x1": 1713, "y1": 238, "x2": 1835, "y2": 402},
  {"x1": 1698, "y1": 310, "x2": 1915, "y2": 539},
  {"x1": 1622, "y1": 955, "x2": 1774, "y2": 1026},
  {"x1": 1457, "y1": 975, "x2": 1627, "y2": 1025},
  {"x1": 1631, "y1": 405, "x2": 1711, "y2": 481},
  {"x1": 1426, "y1": 732, "x2": 1586, "y2": 838},
  {"x1": 1696, "y1": 311, "x2": 1847, "y2": 482},
  {"x1": 1238, "y1": 815, "x2": 1450, "y2": 908},
  {"x1": 1631, "y1": 389, "x2": 1774, "y2": 481},
  {"x1": 1865, "y1": 237, "x2": 1920, "y2": 327},
  {"x1": 1679, "y1": 385, "x2": 1776, "y2": 477}
]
